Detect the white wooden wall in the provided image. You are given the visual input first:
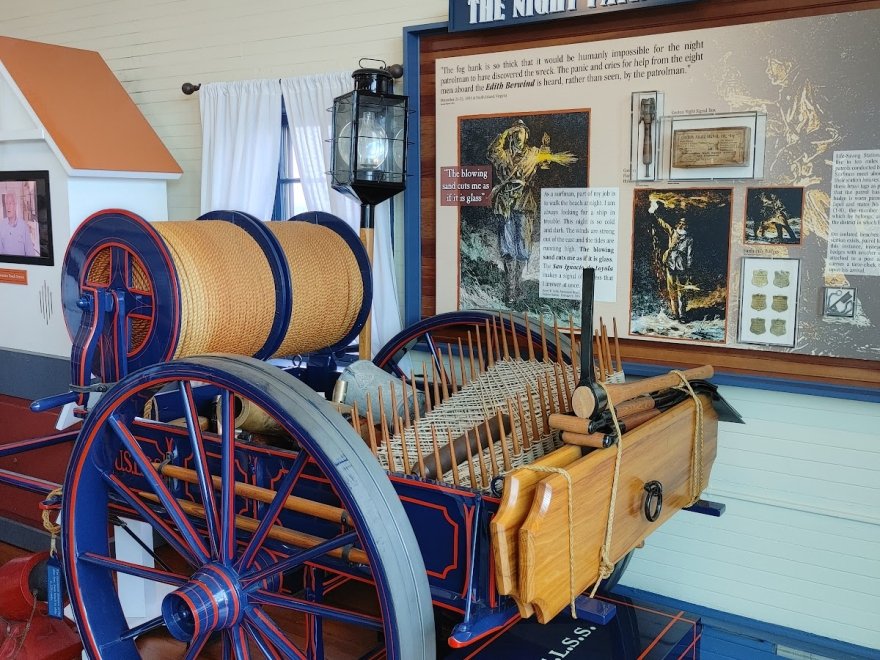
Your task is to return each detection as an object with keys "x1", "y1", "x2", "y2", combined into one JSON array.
[
  {"x1": 619, "y1": 385, "x2": 880, "y2": 651},
  {"x1": 0, "y1": 0, "x2": 448, "y2": 220},
  {"x1": 2, "y1": 1, "x2": 879, "y2": 652}
]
